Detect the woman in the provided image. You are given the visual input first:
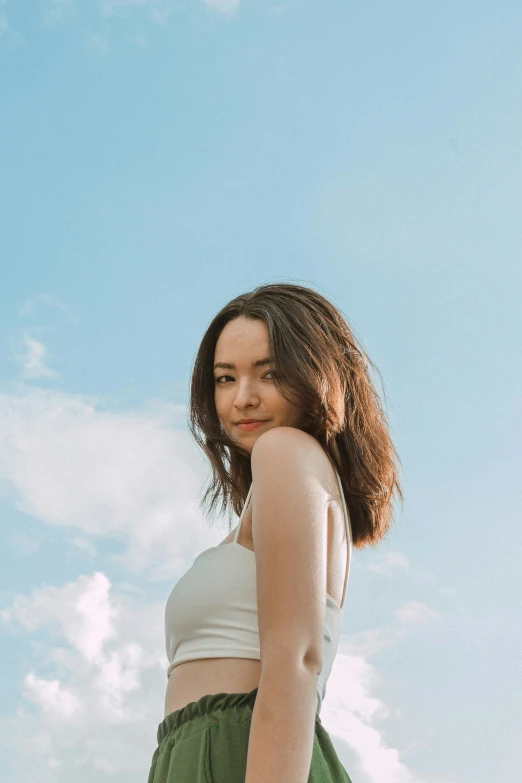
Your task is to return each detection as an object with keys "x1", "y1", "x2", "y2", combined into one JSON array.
[{"x1": 147, "y1": 283, "x2": 403, "y2": 782}]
